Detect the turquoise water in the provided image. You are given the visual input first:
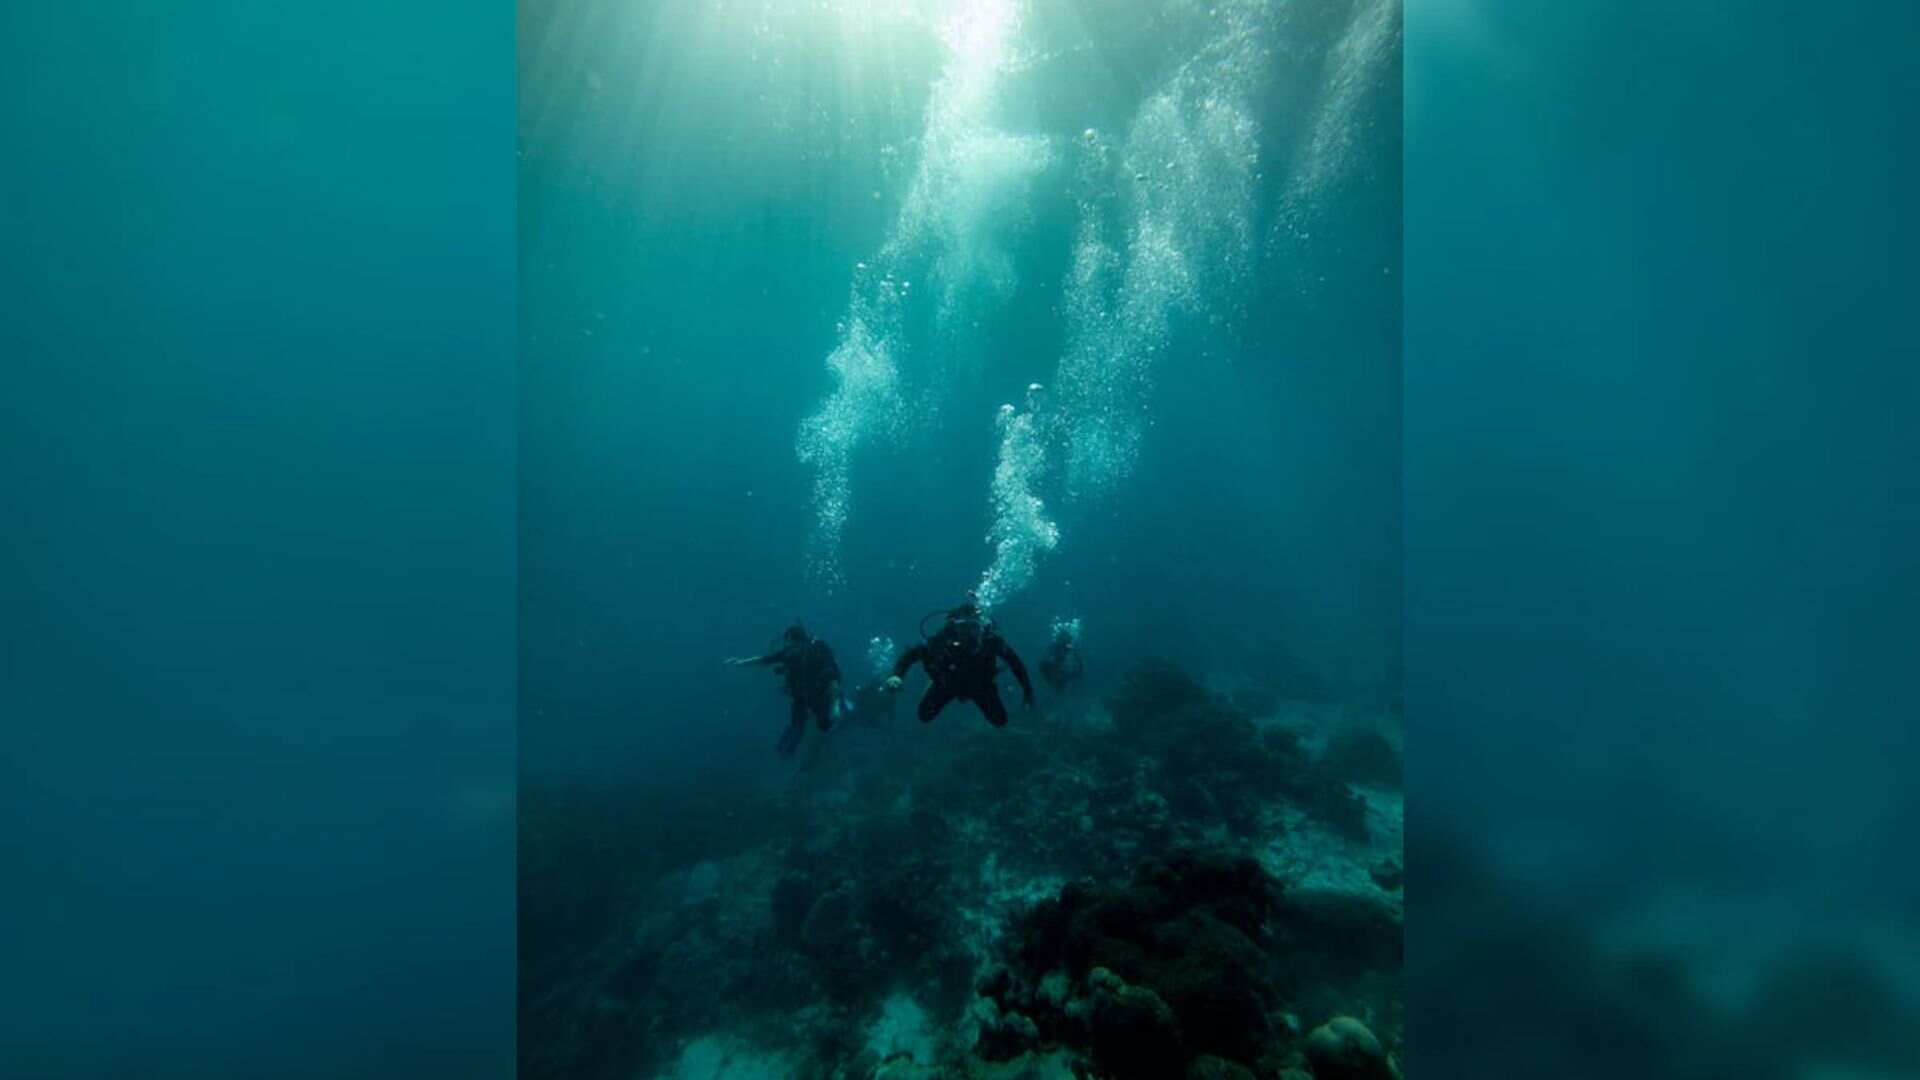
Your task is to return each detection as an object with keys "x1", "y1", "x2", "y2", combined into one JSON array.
[
  {"x1": 1406, "y1": 4, "x2": 1920, "y2": 1077},
  {"x1": 519, "y1": 2, "x2": 1400, "y2": 1076},
  {"x1": 1, "y1": 4, "x2": 516, "y2": 1074},
  {"x1": 519, "y1": 0, "x2": 1400, "y2": 771}
]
